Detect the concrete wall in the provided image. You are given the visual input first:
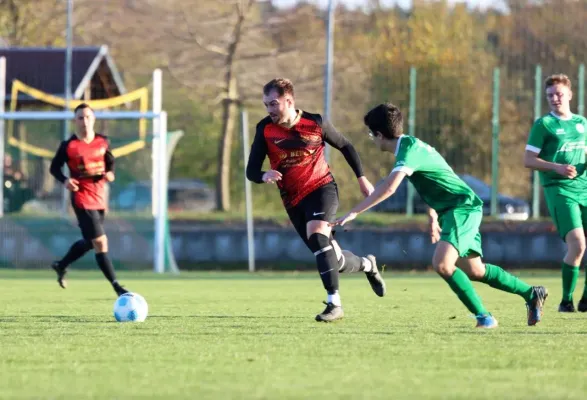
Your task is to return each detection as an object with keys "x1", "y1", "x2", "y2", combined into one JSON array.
[
  {"x1": 170, "y1": 227, "x2": 566, "y2": 267},
  {"x1": 0, "y1": 217, "x2": 567, "y2": 268}
]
